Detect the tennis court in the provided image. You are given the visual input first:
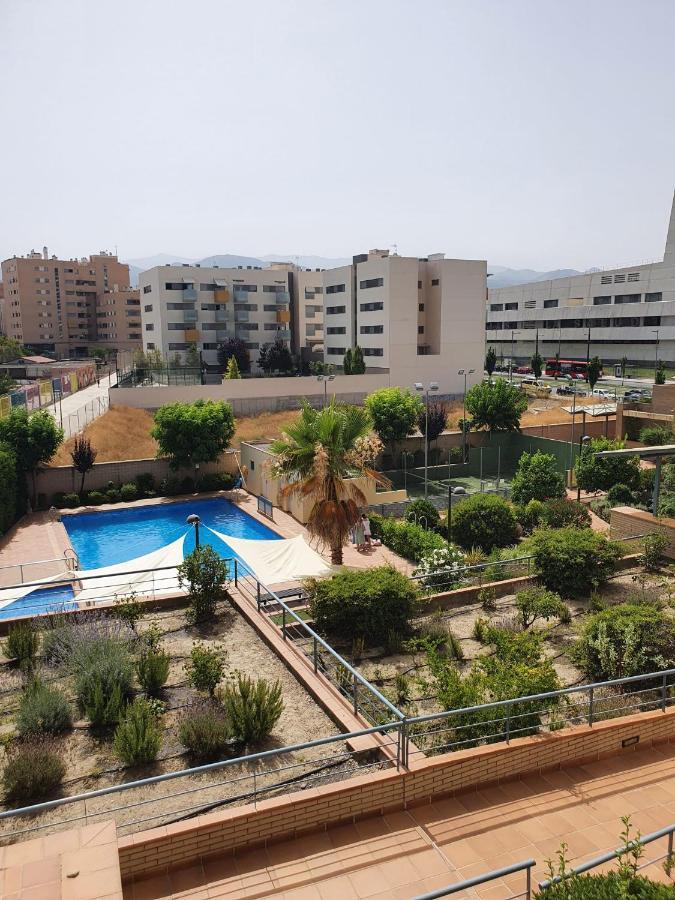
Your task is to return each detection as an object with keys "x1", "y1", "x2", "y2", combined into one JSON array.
[{"x1": 381, "y1": 463, "x2": 511, "y2": 501}]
